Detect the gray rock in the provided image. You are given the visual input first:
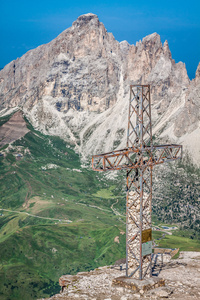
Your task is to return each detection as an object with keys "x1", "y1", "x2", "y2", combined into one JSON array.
[{"x1": 0, "y1": 13, "x2": 199, "y2": 165}]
